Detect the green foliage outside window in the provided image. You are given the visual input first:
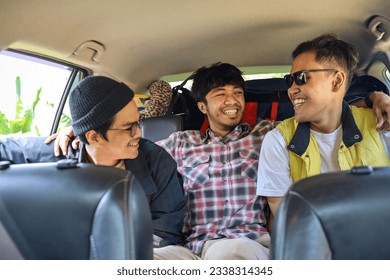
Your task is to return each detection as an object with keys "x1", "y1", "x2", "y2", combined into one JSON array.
[{"x1": 0, "y1": 76, "x2": 42, "y2": 135}]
